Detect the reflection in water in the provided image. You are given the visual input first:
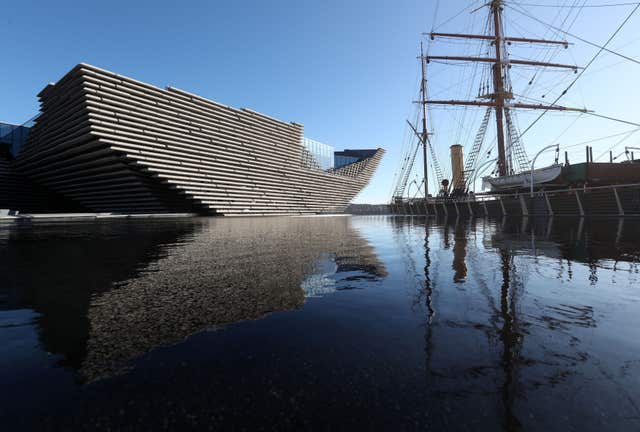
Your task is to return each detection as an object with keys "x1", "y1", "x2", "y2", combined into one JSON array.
[
  {"x1": 498, "y1": 248, "x2": 522, "y2": 432},
  {"x1": 1, "y1": 217, "x2": 386, "y2": 382},
  {"x1": 83, "y1": 217, "x2": 386, "y2": 381},
  {"x1": 2, "y1": 215, "x2": 640, "y2": 430},
  {"x1": 1, "y1": 221, "x2": 197, "y2": 369},
  {"x1": 452, "y1": 217, "x2": 468, "y2": 283},
  {"x1": 393, "y1": 214, "x2": 640, "y2": 431}
]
